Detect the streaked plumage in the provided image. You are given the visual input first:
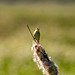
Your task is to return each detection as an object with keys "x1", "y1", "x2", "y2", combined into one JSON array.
[{"x1": 33, "y1": 28, "x2": 40, "y2": 43}]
